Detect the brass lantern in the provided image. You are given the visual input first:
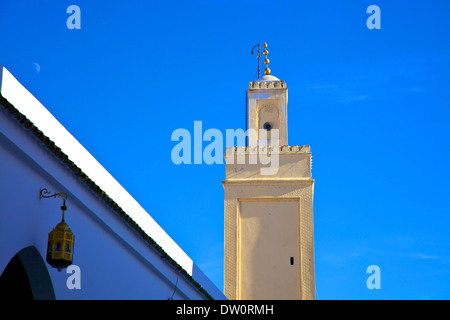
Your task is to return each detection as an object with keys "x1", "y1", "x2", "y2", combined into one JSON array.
[
  {"x1": 46, "y1": 220, "x2": 74, "y2": 272},
  {"x1": 40, "y1": 188, "x2": 75, "y2": 271}
]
